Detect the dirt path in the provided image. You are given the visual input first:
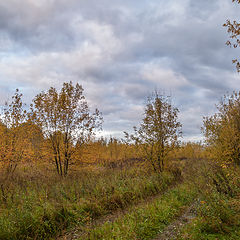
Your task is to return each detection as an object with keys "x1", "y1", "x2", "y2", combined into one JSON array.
[
  {"x1": 57, "y1": 183, "x2": 178, "y2": 240},
  {"x1": 153, "y1": 201, "x2": 198, "y2": 240},
  {"x1": 58, "y1": 195, "x2": 198, "y2": 240}
]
